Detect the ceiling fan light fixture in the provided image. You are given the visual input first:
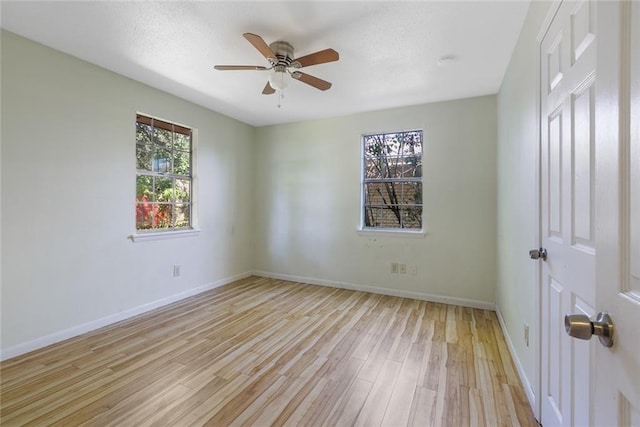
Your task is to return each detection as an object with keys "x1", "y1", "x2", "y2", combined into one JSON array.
[{"x1": 268, "y1": 70, "x2": 288, "y2": 91}]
